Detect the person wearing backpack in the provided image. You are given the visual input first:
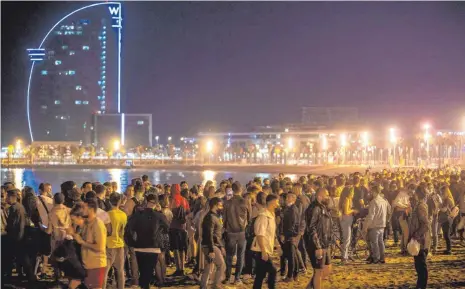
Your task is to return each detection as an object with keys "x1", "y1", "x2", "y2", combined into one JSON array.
[{"x1": 169, "y1": 184, "x2": 190, "y2": 276}]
